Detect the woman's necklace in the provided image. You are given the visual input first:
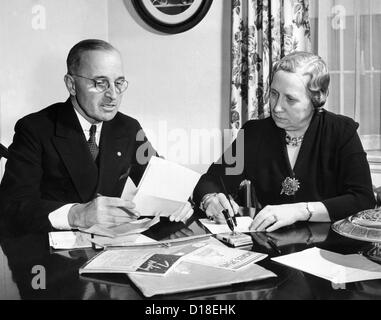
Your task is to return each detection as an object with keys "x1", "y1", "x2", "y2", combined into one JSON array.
[{"x1": 285, "y1": 134, "x2": 304, "y2": 147}]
